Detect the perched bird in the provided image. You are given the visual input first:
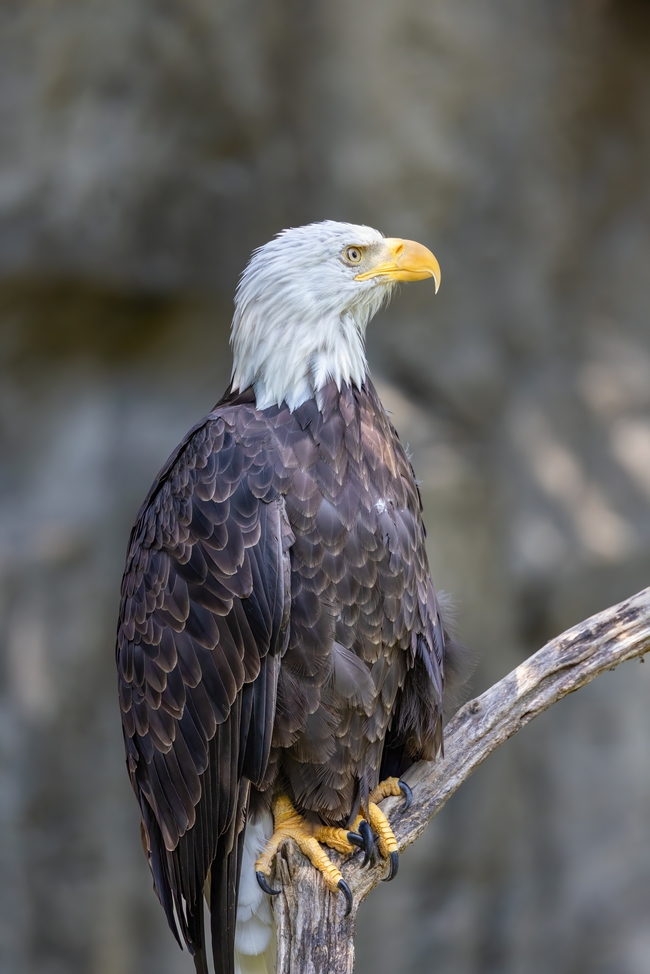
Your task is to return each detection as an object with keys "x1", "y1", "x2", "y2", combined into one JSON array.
[{"x1": 117, "y1": 221, "x2": 466, "y2": 974}]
